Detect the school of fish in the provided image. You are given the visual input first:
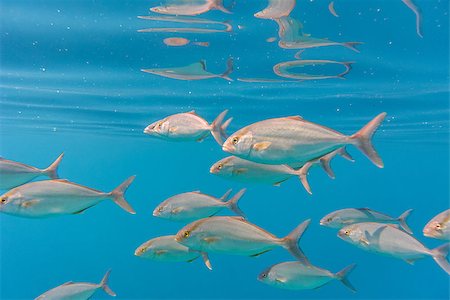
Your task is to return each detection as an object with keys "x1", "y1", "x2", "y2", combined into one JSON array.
[{"x1": 1, "y1": 0, "x2": 444, "y2": 299}]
